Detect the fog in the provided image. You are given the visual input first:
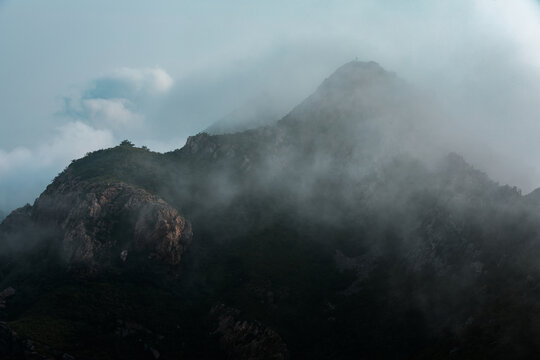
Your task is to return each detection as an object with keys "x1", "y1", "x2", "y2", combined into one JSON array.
[{"x1": 2, "y1": 0, "x2": 540, "y2": 215}]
